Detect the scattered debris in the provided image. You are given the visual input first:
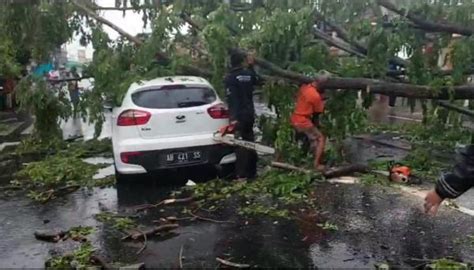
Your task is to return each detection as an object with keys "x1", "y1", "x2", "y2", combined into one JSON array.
[
  {"x1": 119, "y1": 263, "x2": 146, "y2": 270},
  {"x1": 179, "y1": 245, "x2": 184, "y2": 269},
  {"x1": 216, "y1": 257, "x2": 251, "y2": 268},
  {"x1": 95, "y1": 212, "x2": 136, "y2": 231},
  {"x1": 271, "y1": 161, "x2": 370, "y2": 179},
  {"x1": 34, "y1": 229, "x2": 67, "y2": 243},
  {"x1": 34, "y1": 226, "x2": 95, "y2": 243},
  {"x1": 122, "y1": 224, "x2": 179, "y2": 241},
  {"x1": 188, "y1": 211, "x2": 234, "y2": 224},
  {"x1": 134, "y1": 229, "x2": 148, "y2": 255},
  {"x1": 317, "y1": 222, "x2": 339, "y2": 231},
  {"x1": 134, "y1": 197, "x2": 194, "y2": 212}
]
